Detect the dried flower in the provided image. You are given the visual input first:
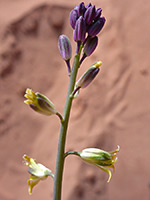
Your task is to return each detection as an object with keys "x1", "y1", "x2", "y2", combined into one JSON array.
[
  {"x1": 23, "y1": 155, "x2": 54, "y2": 194},
  {"x1": 24, "y1": 88, "x2": 57, "y2": 116},
  {"x1": 79, "y1": 146, "x2": 120, "y2": 182}
]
